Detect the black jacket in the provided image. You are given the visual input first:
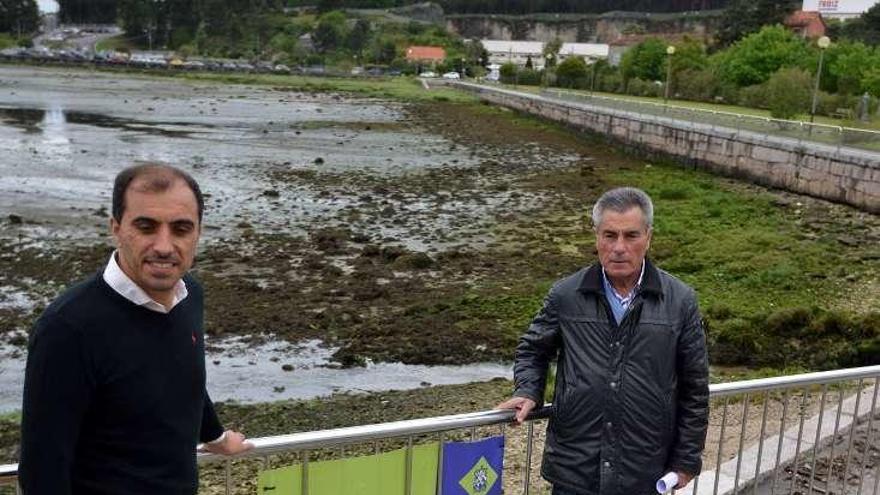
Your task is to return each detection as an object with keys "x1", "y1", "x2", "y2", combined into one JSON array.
[{"x1": 514, "y1": 260, "x2": 709, "y2": 495}]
